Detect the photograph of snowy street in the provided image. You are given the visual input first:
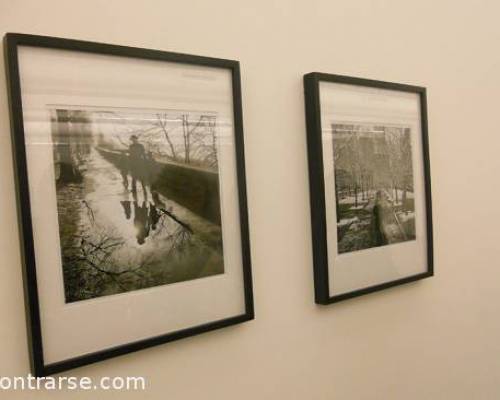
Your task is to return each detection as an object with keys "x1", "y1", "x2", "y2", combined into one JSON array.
[
  {"x1": 332, "y1": 123, "x2": 416, "y2": 254},
  {"x1": 52, "y1": 107, "x2": 224, "y2": 303}
]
